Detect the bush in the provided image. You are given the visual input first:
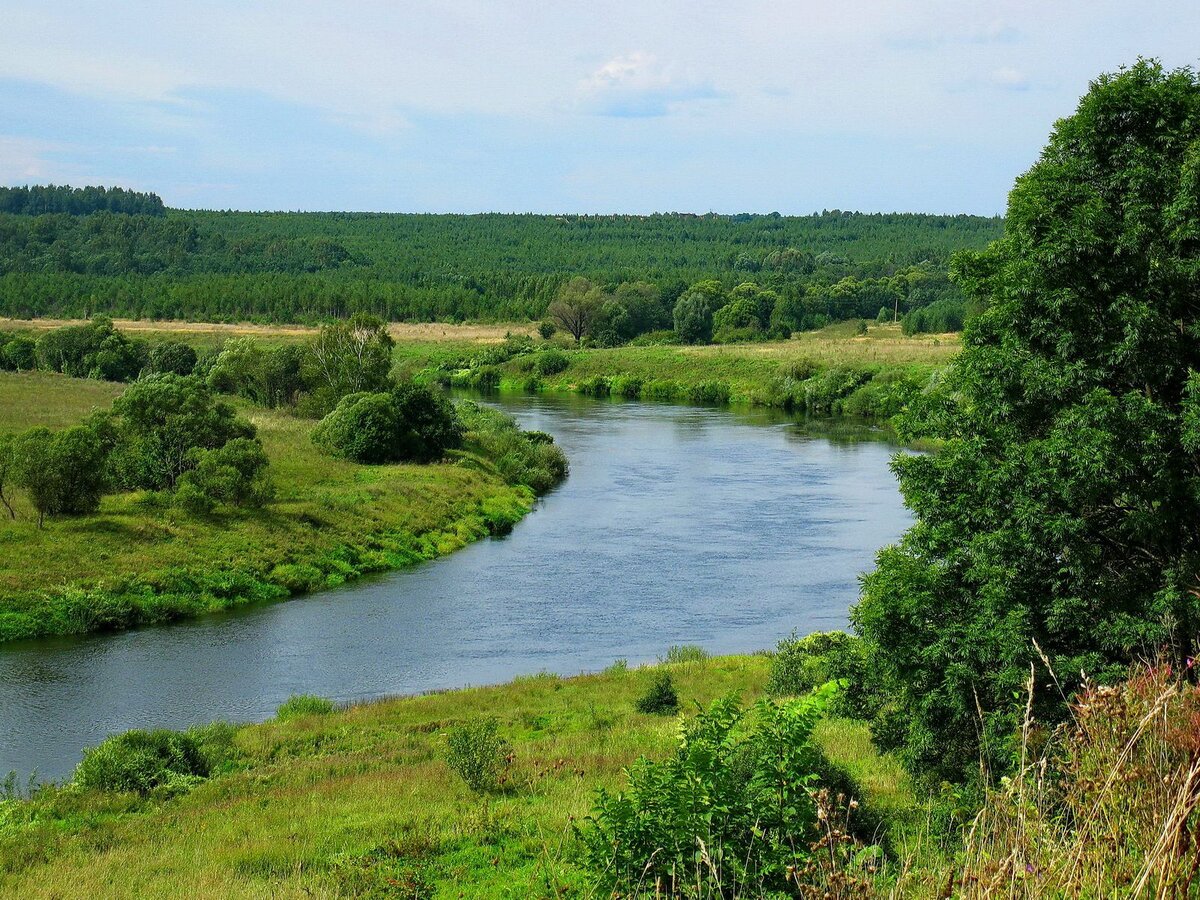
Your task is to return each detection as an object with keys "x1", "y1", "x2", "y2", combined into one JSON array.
[
  {"x1": 175, "y1": 437, "x2": 273, "y2": 513},
  {"x1": 457, "y1": 400, "x2": 568, "y2": 494},
  {"x1": 276, "y1": 694, "x2": 336, "y2": 720},
  {"x1": 12, "y1": 424, "x2": 110, "y2": 525},
  {"x1": 111, "y1": 373, "x2": 254, "y2": 489},
  {"x1": 767, "y1": 631, "x2": 880, "y2": 720},
  {"x1": 445, "y1": 717, "x2": 512, "y2": 794},
  {"x1": 74, "y1": 728, "x2": 210, "y2": 795},
  {"x1": 635, "y1": 672, "x2": 679, "y2": 714},
  {"x1": 147, "y1": 341, "x2": 198, "y2": 376},
  {"x1": 313, "y1": 383, "x2": 462, "y2": 464},
  {"x1": 642, "y1": 379, "x2": 679, "y2": 401},
  {"x1": 532, "y1": 349, "x2": 570, "y2": 376},
  {"x1": 803, "y1": 366, "x2": 873, "y2": 415},
  {"x1": 609, "y1": 375, "x2": 642, "y2": 398},
  {"x1": 627, "y1": 329, "x2": 677, "y2": 346},
  {"x1": 579, "y1": 688, "x2": 841, "y2": 895},
  {"x1": 684, "y1": 380, "x2": 730, "y2": 405},
  {"x1": 576, "y1": 375, "x2": 610, "y2": 397},
  {"x1": 538, "y1": 320, "x2": 556, "y2": 339}
]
